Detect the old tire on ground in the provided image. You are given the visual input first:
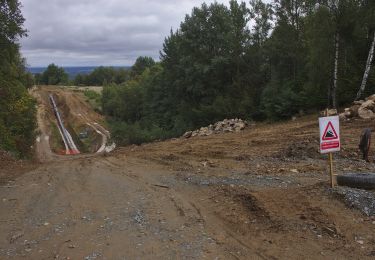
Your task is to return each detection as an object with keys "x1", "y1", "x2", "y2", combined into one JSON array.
[{"x1": 336, "y1": 173, "x2": 375, "y2": 190}]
